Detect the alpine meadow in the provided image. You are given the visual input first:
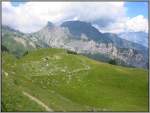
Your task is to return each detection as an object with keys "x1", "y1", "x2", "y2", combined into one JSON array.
[{"x1": 1, "y1": 2, "x2": 149, "y2": 112}]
